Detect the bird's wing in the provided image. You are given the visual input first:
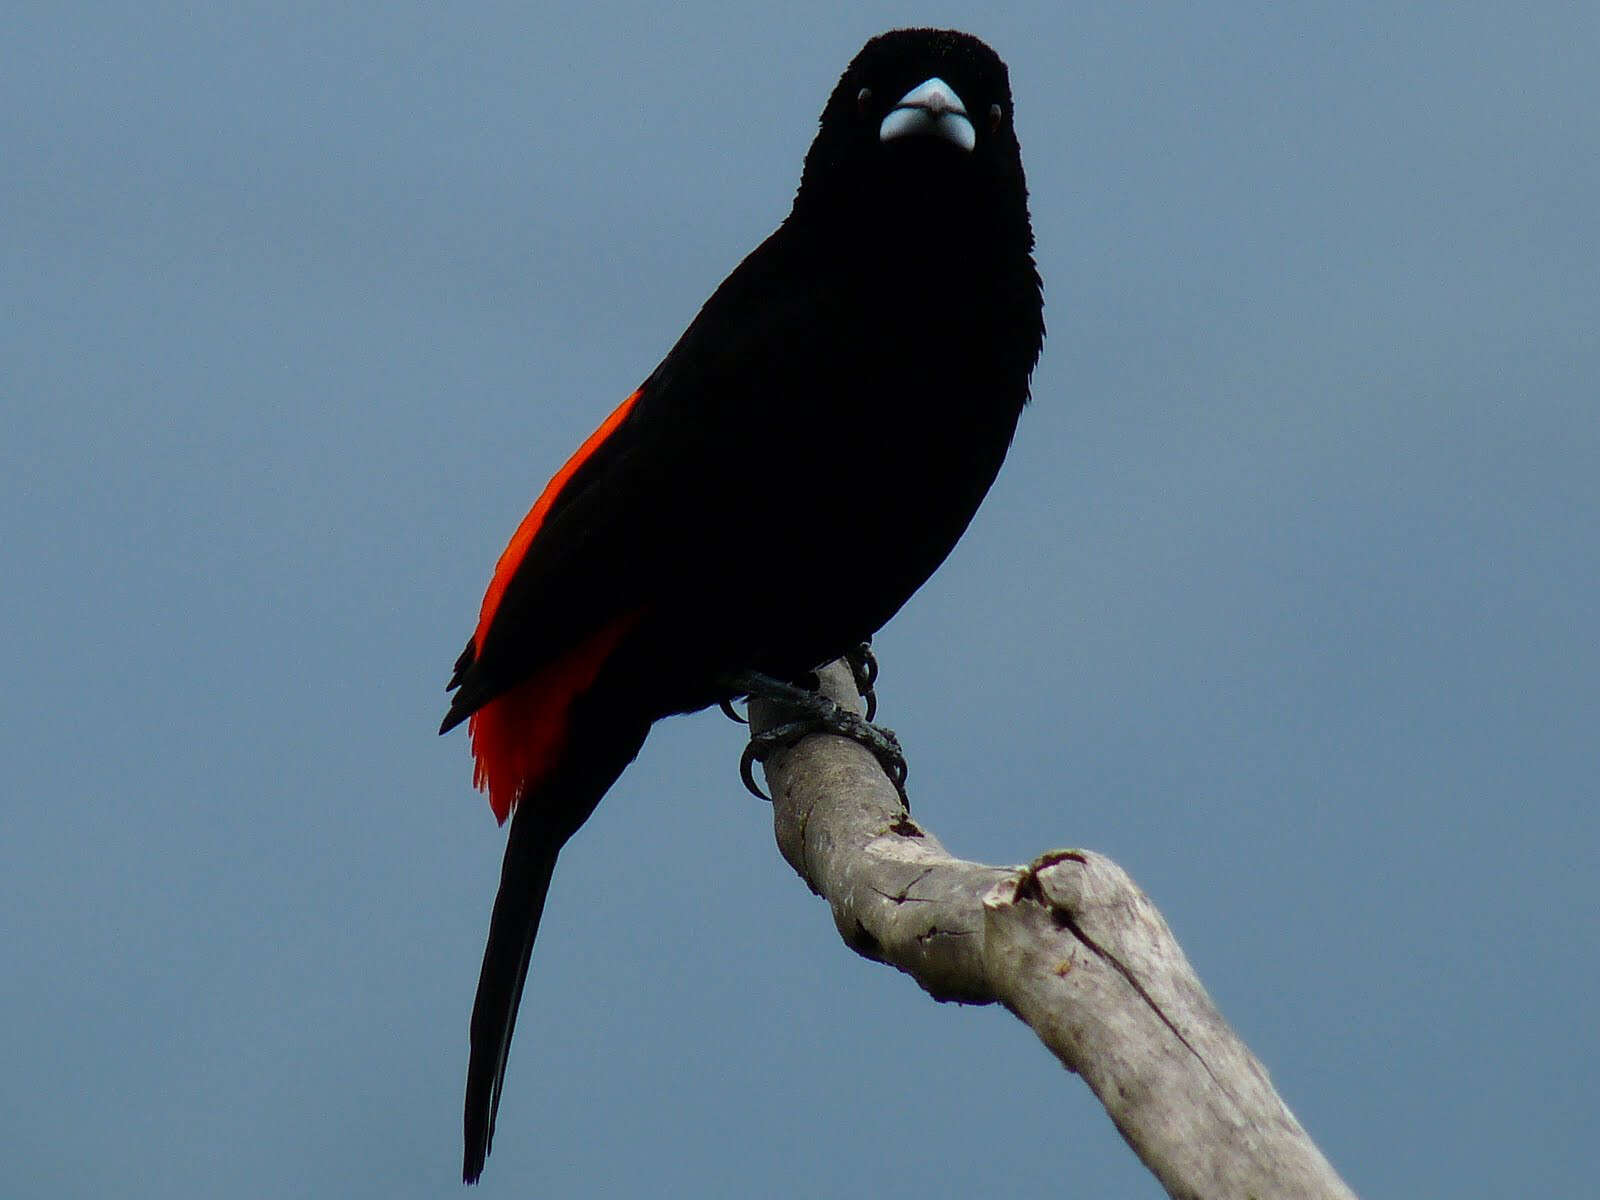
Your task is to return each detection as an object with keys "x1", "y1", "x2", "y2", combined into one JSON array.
[{"x1": 441, "y1": 225, "x2": 833, "y2": 734}]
